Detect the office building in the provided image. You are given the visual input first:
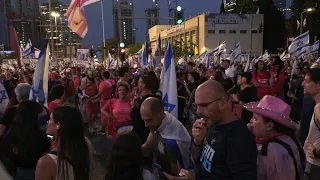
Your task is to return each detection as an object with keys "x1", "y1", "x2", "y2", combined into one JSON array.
[
  {"x1": 0, "y1": 0, "x2": 9, "y2": 46},
  {"x1": 149, "y1": 13, "x2": 264, "y2": 56},
  {"x1": 145, "y1": 8, "x2": 160, "y2": 30},
  {"x1": 7, "y1": 0, "x2": 41, "y2": 47},
  {"x1": 114, "y1": 1, "x2": 134, "y2": 45},
  {"x1": 40, "y1": 2, "x2": 81, "y2": 57},
  {"x1": 274, "y1": 0, "x2": 291, "y2": 18}
]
